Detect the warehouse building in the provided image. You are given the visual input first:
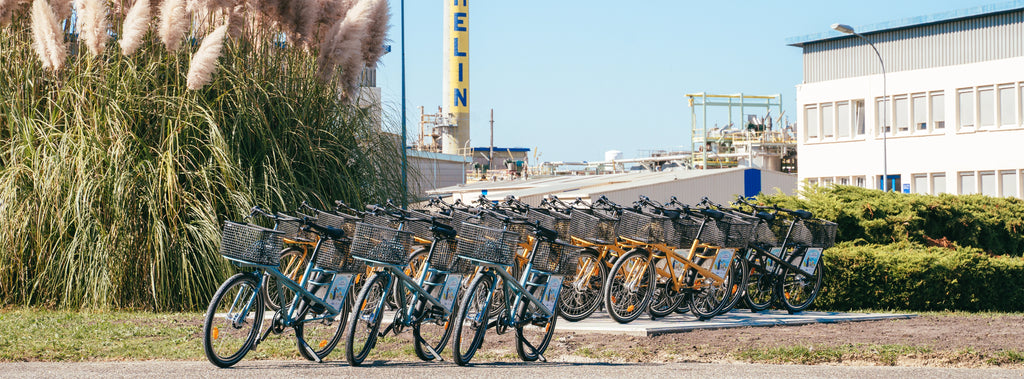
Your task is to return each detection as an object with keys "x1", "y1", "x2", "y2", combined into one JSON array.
[{"x1": 788, "y1": 3, "x2": 1024, "y2": 197}]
